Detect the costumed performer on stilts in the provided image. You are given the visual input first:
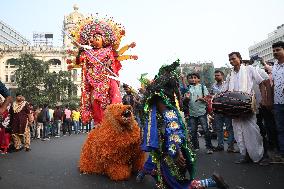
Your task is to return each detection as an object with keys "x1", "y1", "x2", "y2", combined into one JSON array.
[{"x1": 66, "y1": 15, "x2": 138, "y2": 125}]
